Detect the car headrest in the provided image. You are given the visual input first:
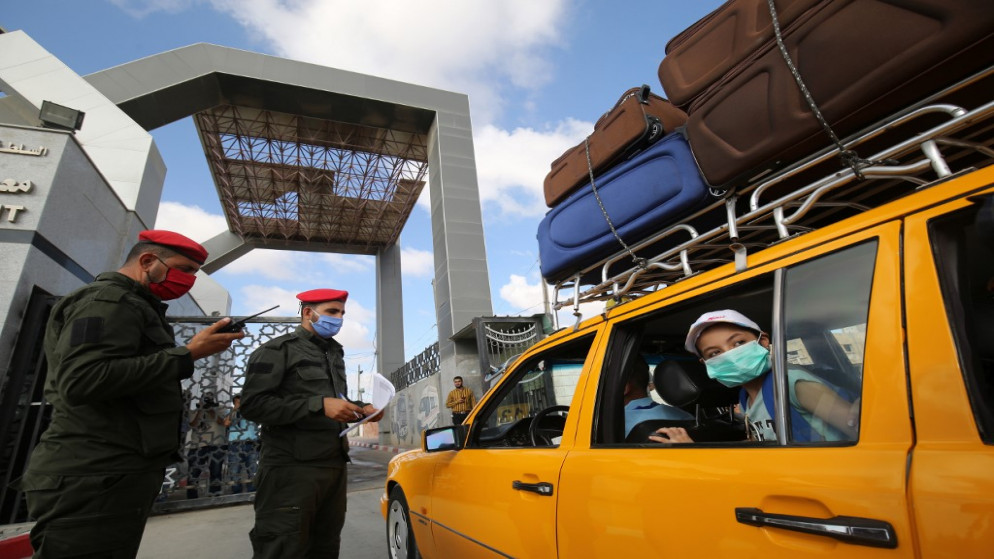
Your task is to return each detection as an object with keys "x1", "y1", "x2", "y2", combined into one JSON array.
[{"x1": 653, "y1": 359, "x2": 738, "y2": 408}]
